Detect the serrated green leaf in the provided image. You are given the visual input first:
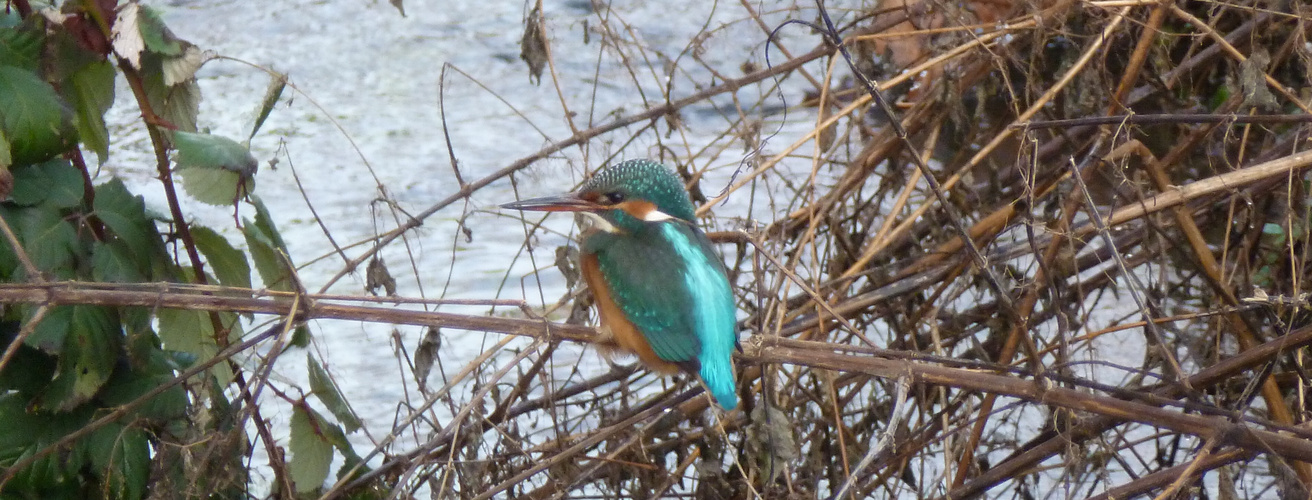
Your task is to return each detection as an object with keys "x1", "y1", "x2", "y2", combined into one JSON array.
[
  {"x1": 141, "y1": 54, "x2": 199, "y2": 132},
  {"x1": 156, "y1": 308, "x2": 234, "y2": 386},
  {"x1": 290, "y1": 405, "x2": 335, "y2": 494},
  {"x1": 66, "y1": 60, "x2": 115, "y2": 164},
  {"x1": 159, "y1": 78, "x2": 200, "y2": 132},
  {"x1": 174, "y1": 131, "x2": 258, "y2": 175},
  {"x1": 0, "y1": 19, "x2": 42, "y2": 70},
  {"x1": 250, "y1": 72, "x2": 287, "y2": 140},
  {"x1": 98, "y1": 352, "x2": 188, "y2": 423},
  {"x1": 39, "y1": 305, "x2": 119, "y2": 412},
  {"x1": 138, "y1": 6, "x2": 183, "y2": 56},
  {"x1": 24, "y1": 306, "x2": 71, "y2": 354},
  {"x1": 178, "y1": 166, "x2": 254, "y2": 206},
  {"x1": 243, "y1": 198, "x2": 293, "y2": 292},
  {"x1": 85, "y1": 423, "x2": 149, "y2": 500},
  {"x1": 0, "y1": 393, "x2": 94, "y2": 496},
  {"x1": 91, "y1": 240, "x2": 145, "y2": 282},
  {"x1": 290, "y1": 324, "x2": 310, "y2": 348},
  {"x1": 191, "y1": 225, "x2": 252, "y2": 289},
  {"x1": 317, "y1": 417, "x2": 352, "y2": 452},
  {"x1": 173, "y1": 131, "x2": 257, "y2": 205},
  {"x1": 243, "y1": 225, "x2": 287, "y2": 291},
  {"x1": 308, "y1": 355, "x2": 361, "y2": 433},
  {"x1": 9, "y1": 158, "x2": 83, "y2": 208},
  {"x1": 162, "y1": 44, "x2": 206, "y2": 87},
  {"x1": 94, "y1": 179, "x2": 169, "y2": 280},
  {"x1": 249, "y1": 195, "x2": 287, "y2": 249},
  {"x1": 0, "y1": 66, "x2": 77, "y2": 166},
  {"x1": 12, "y1": 205, "x2": 79, "y2": 277}
]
